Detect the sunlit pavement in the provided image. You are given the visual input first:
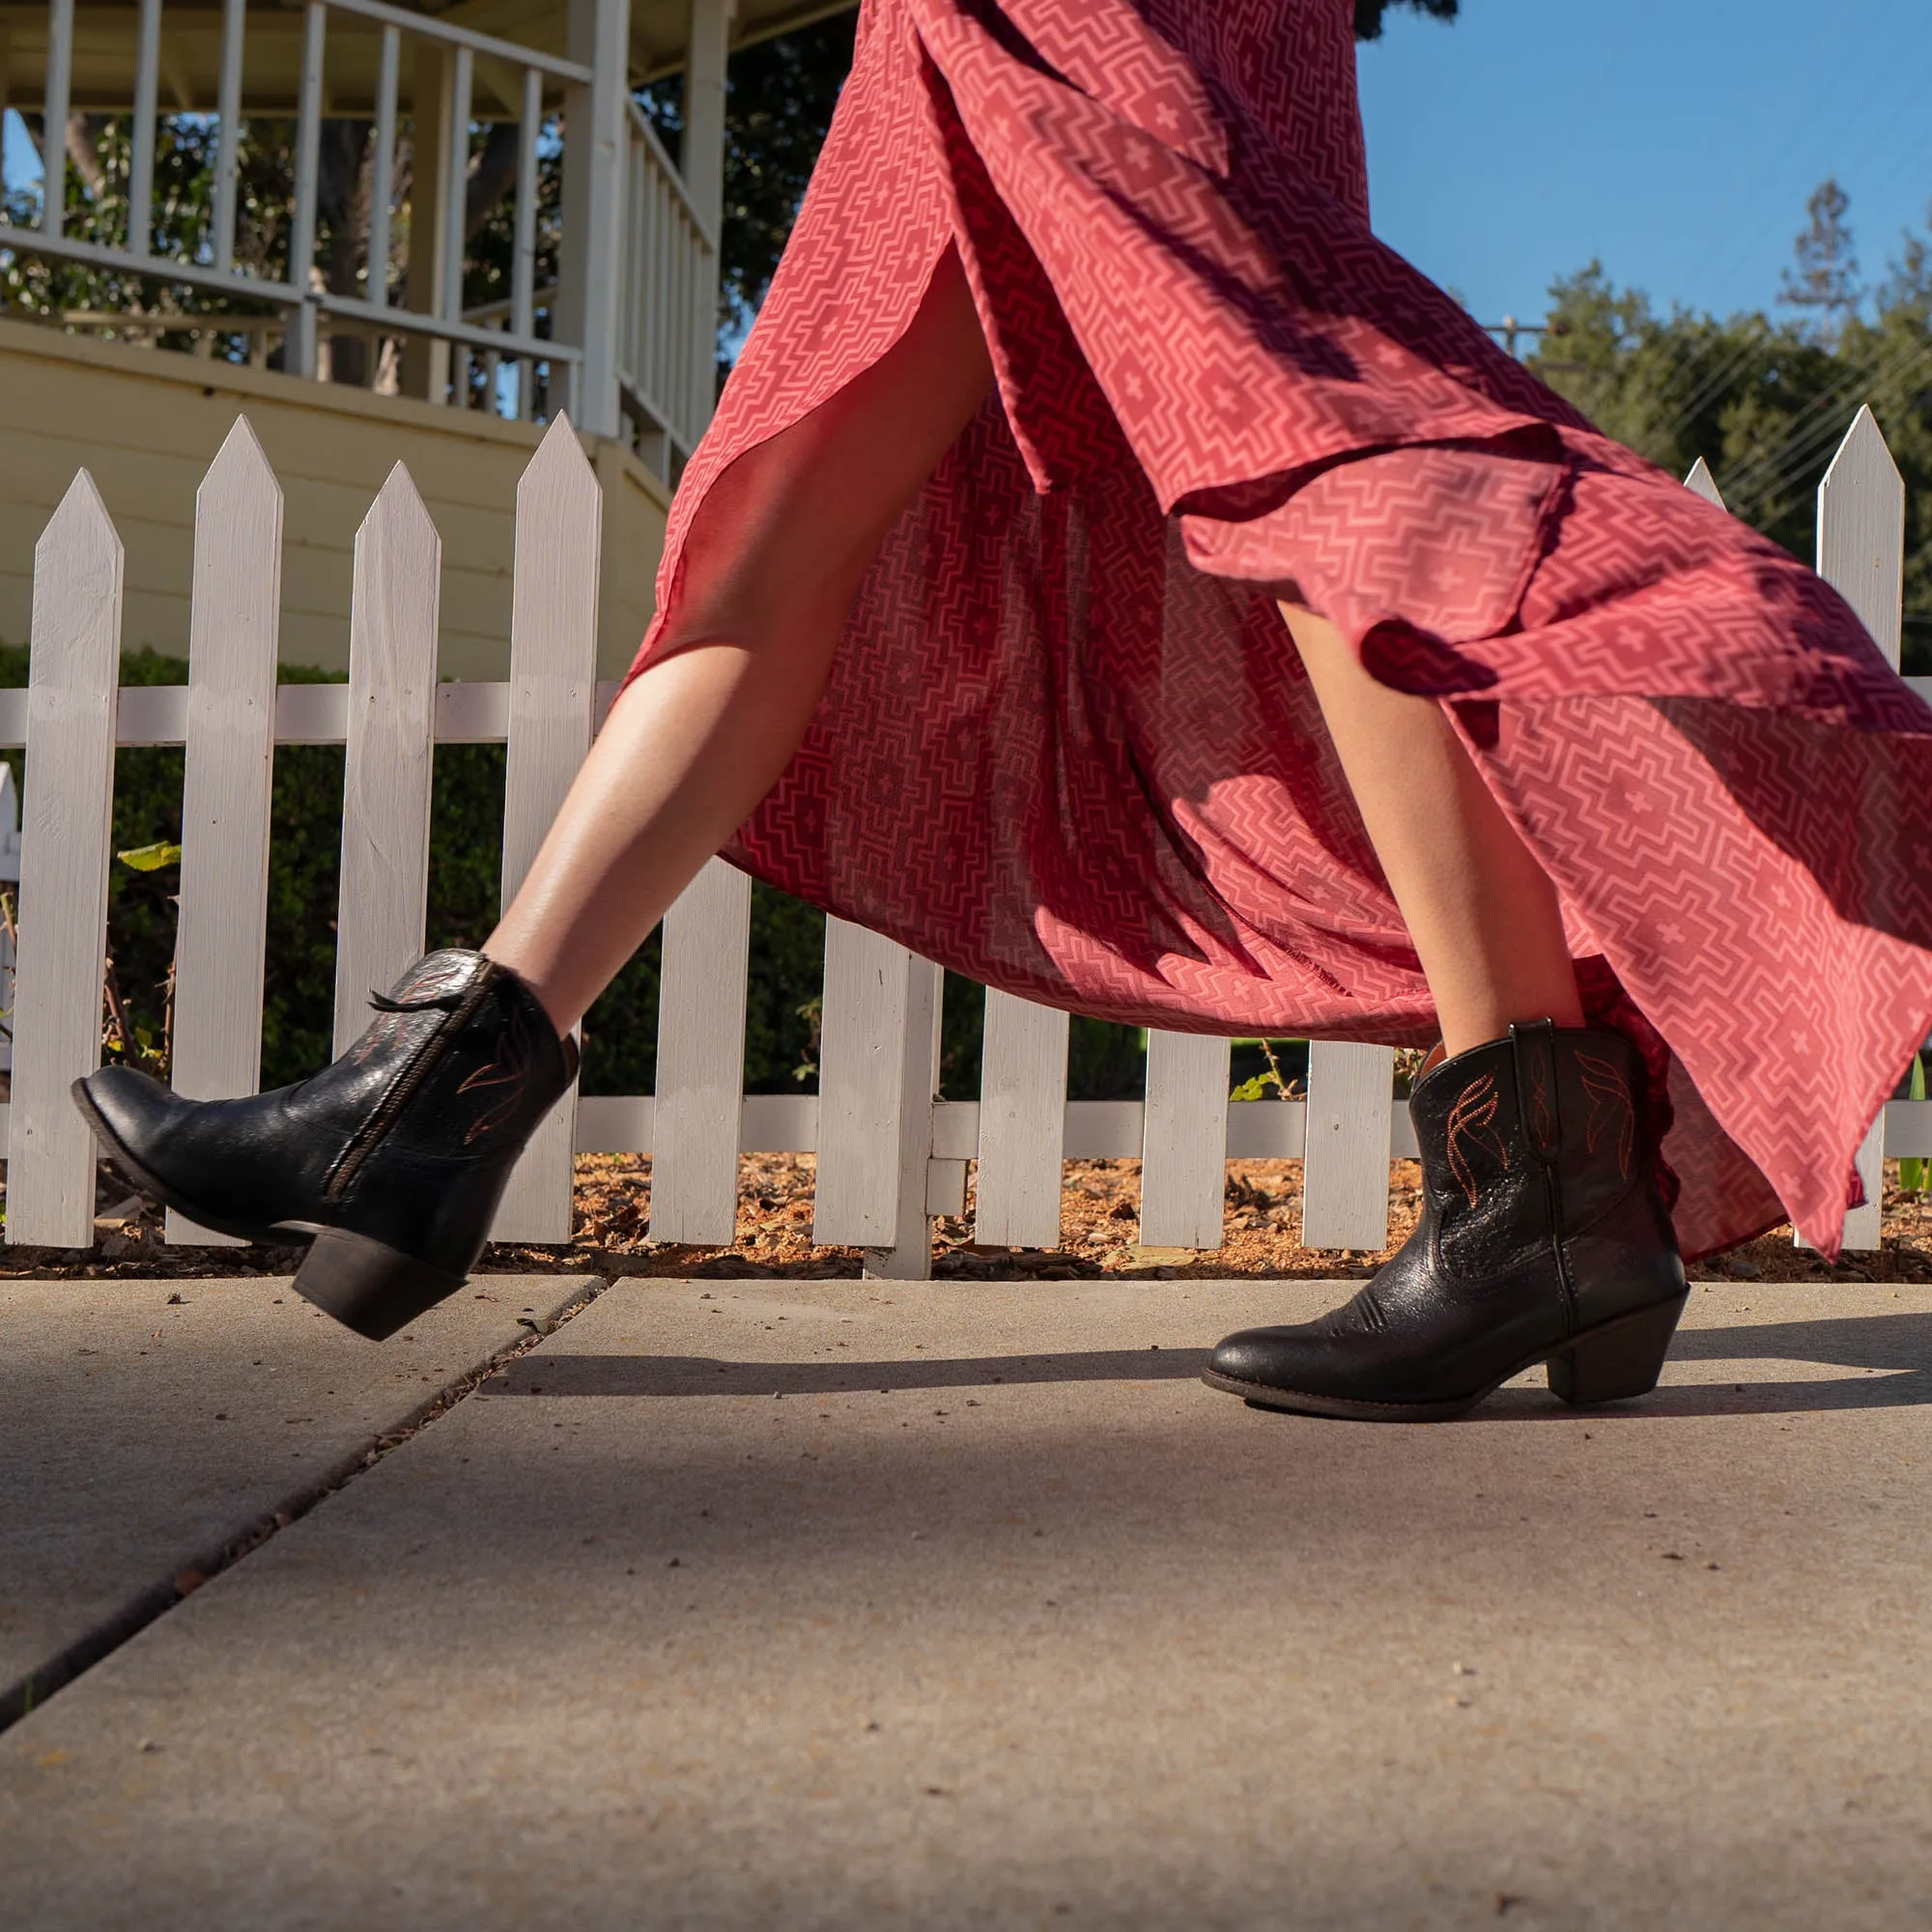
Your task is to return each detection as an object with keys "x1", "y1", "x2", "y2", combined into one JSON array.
[{"x1": 4, "y1": 1274, "x2": 1930, "y2": 1929}]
